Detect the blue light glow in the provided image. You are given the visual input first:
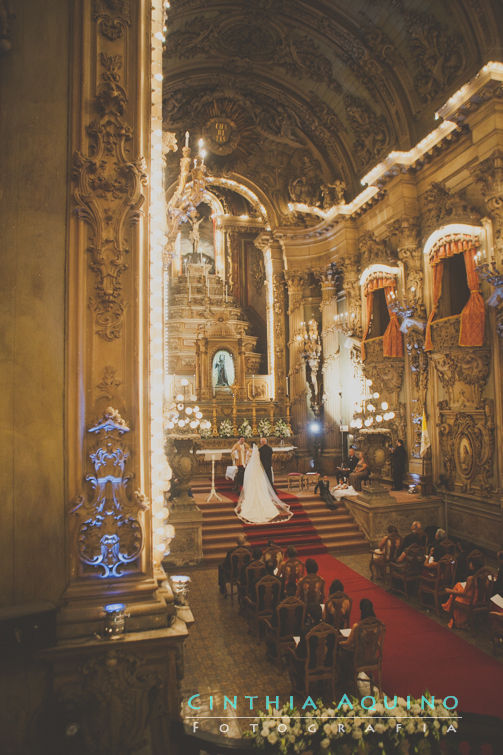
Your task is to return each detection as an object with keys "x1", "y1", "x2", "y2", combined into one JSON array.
[{"x1": 104, "y1": 603, "x2": 125, "y2": 613}]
